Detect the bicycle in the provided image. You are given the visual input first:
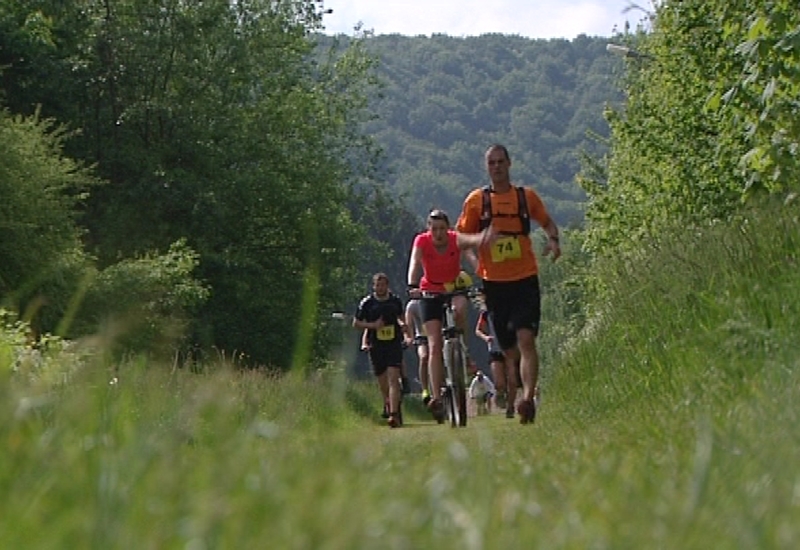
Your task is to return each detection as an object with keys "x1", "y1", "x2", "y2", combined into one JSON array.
[{"x1": 422, "y1": 286, "x2": 481, "y2": 428}]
